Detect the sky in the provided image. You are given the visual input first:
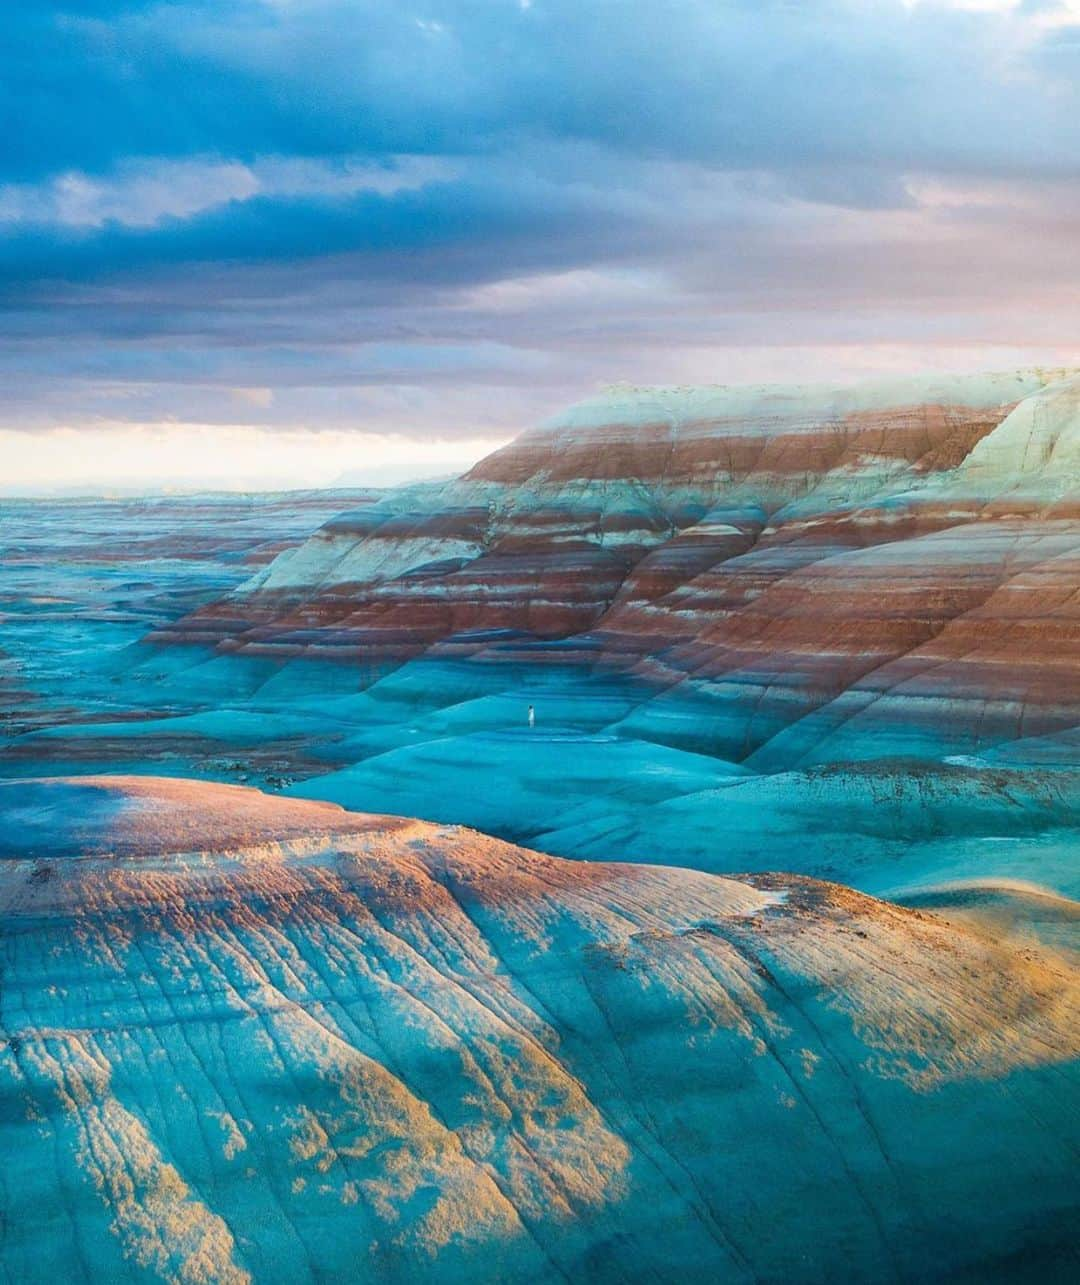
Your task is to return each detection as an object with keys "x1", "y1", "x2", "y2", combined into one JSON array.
[{"x1": 3, "y1": 0, "x2": 1080, "y2": 494}]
